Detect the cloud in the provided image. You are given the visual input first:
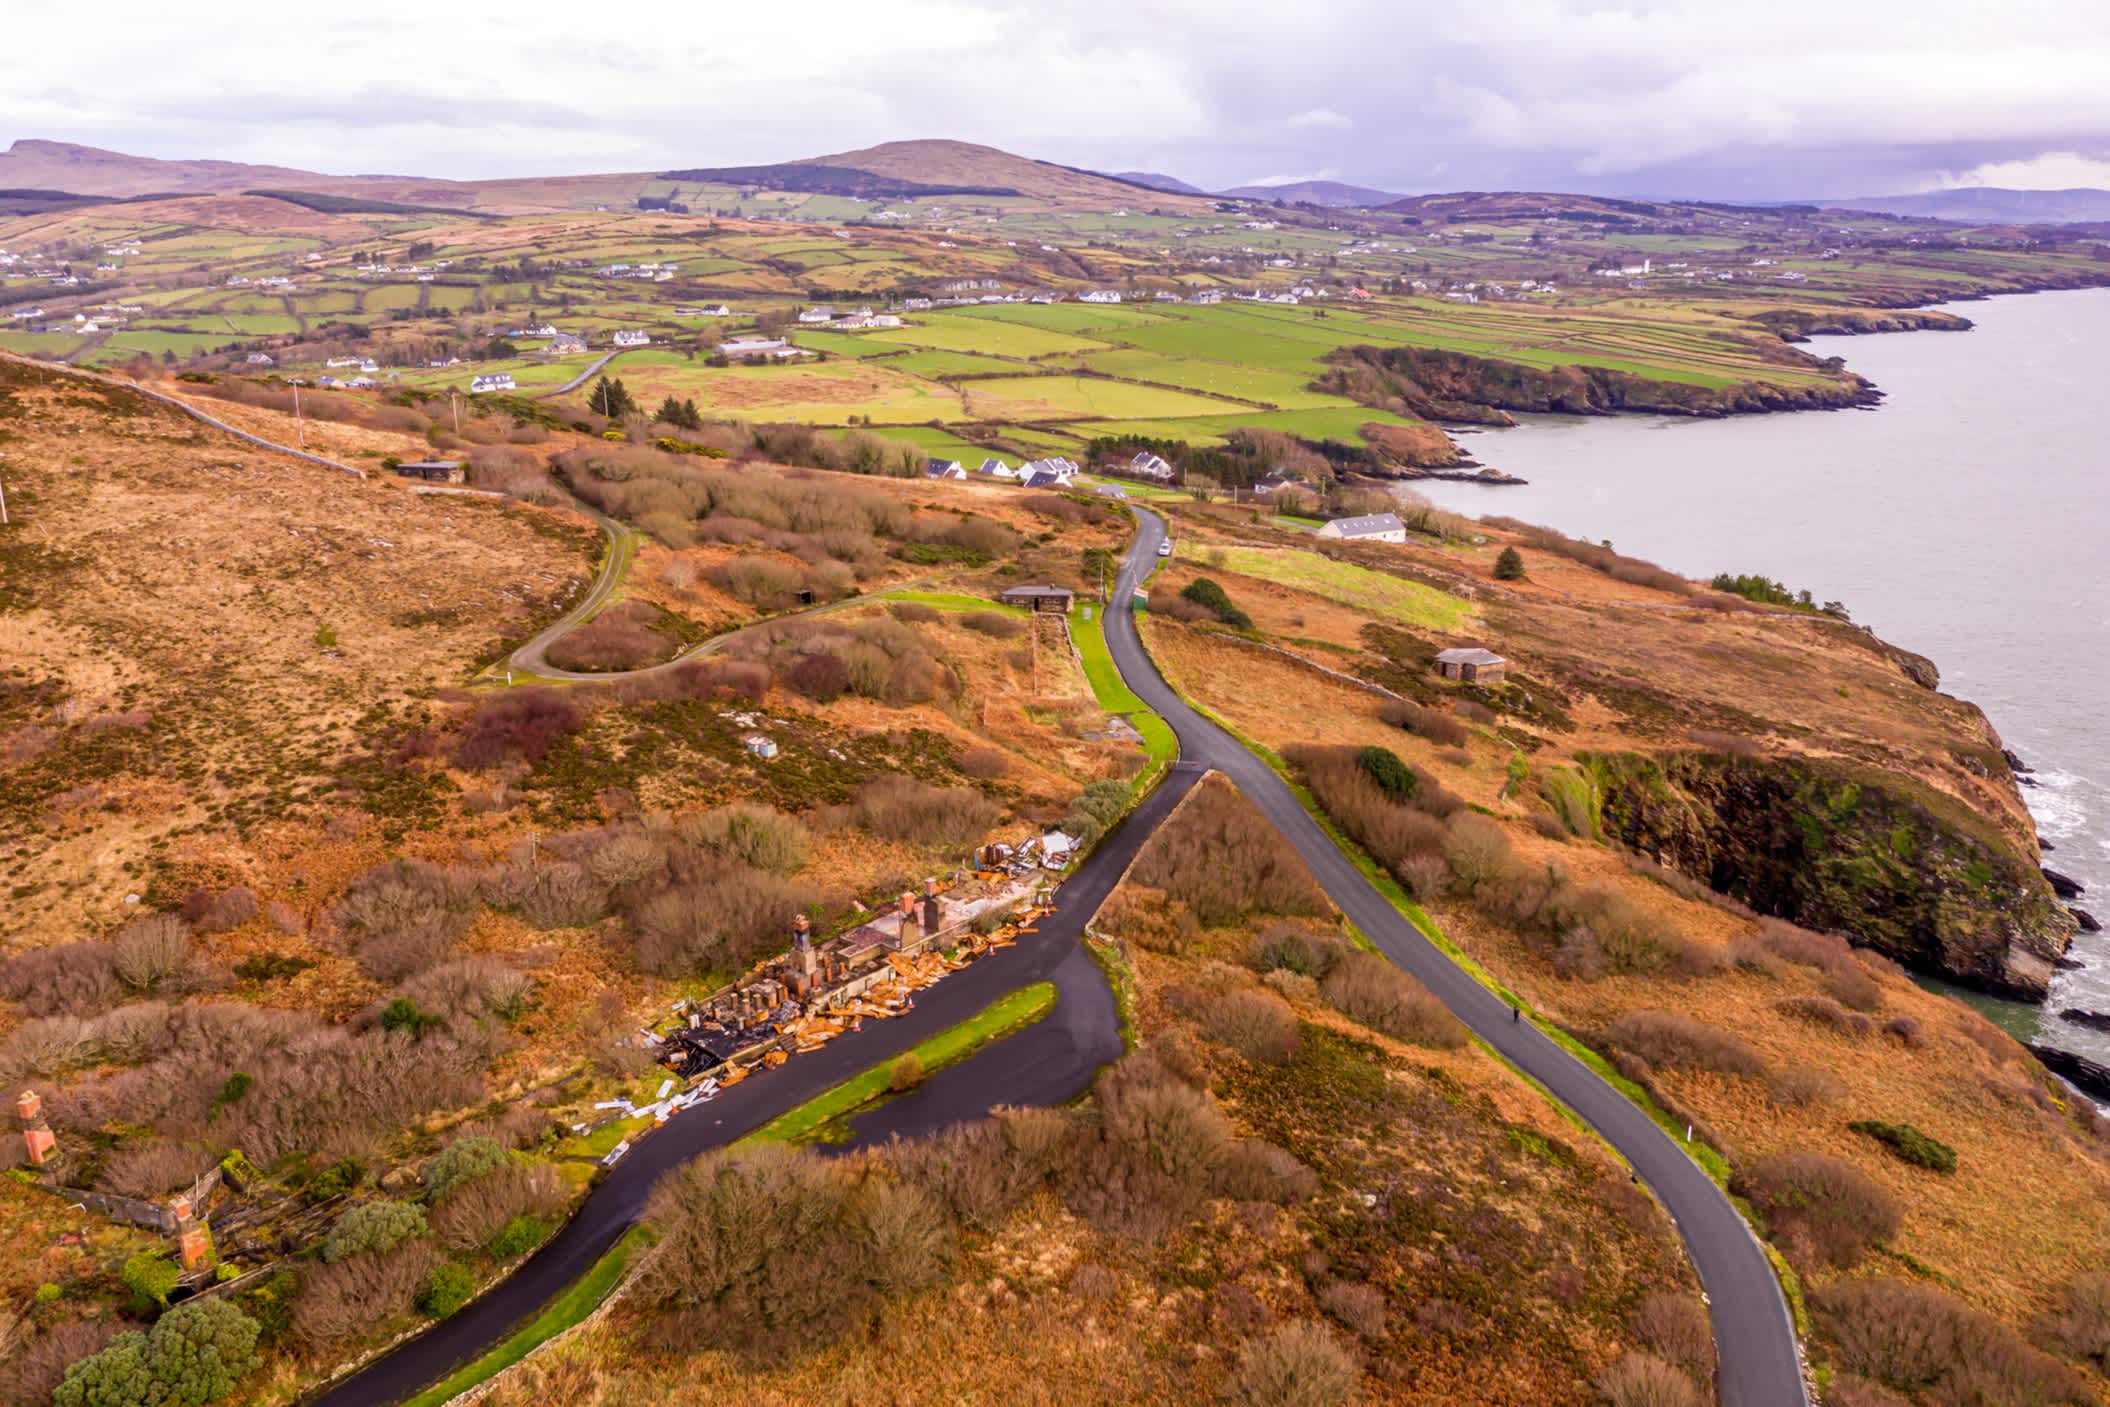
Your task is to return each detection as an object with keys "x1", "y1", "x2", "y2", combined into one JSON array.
[
  {"x1": 1286, "y1": 108, "x2": 1353, "y2": 132},
  {"x1": 1939, "y1": 151, "x2": 2110, "y2": 189}
]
